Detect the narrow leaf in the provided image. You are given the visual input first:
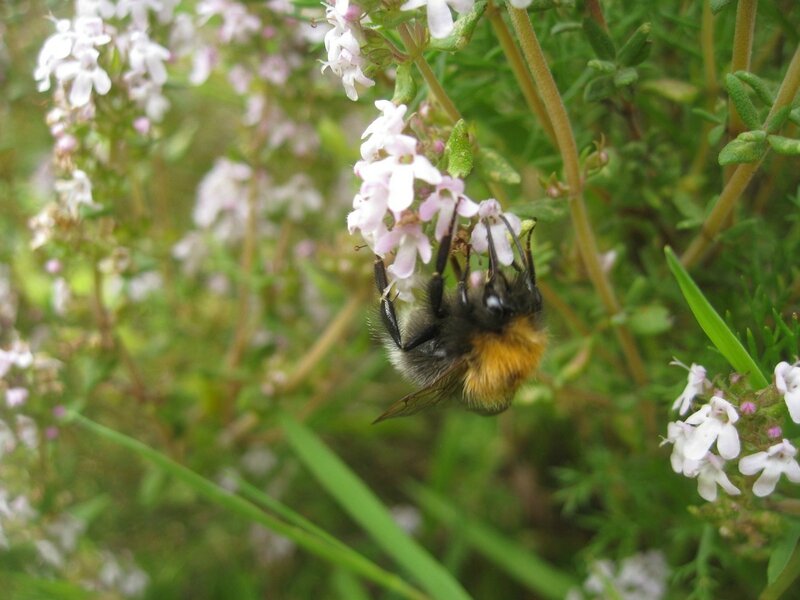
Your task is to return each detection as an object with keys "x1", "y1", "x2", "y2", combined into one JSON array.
[
  {"x1": 718, "y1": 133, "x2": 767, "y2": 165},
  {"x1": 582, "y1": 17, "x2": 616, "y2": 60},
  {"x1": 617, "y1": 22, "x2": 652, "y2": 67},
  {"x1": 408, "y1": 484, "x2": 577, "y2": 599},
  {"x1": 735, "y1": 70, "x2": 776, "y2": 105},
  {"x1": 392, "y1": 63, "x2": 416, "y2": 106},
  {"x1": 68, "y1": 412, "x2": 426, "y2": 600},
  {"x1": 664, "y1": 247, "x2": 769, "y2": 388},
  {"x1": 281, "y1": 413, "x2": 472, "y2": 600},
  {"x1": 768, "y1": 524, "x2": 800, "y2": 584},
  {"x1": 710, "y1": 0, "x2": 733, "y2": 14}
]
